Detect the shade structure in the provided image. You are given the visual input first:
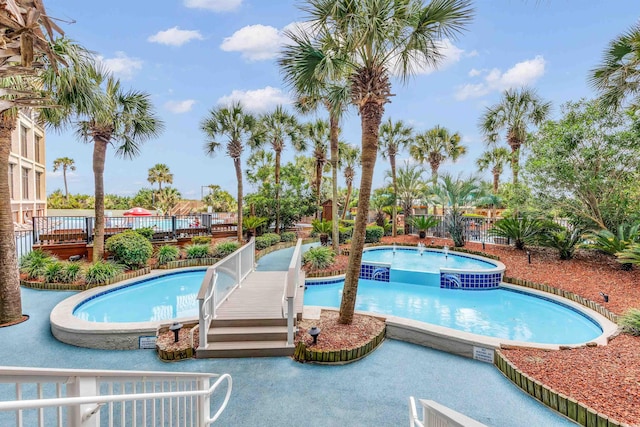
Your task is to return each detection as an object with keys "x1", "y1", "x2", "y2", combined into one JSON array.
[{"x1": 123, "y1": 207, "x2": 153, "y2": 217}]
